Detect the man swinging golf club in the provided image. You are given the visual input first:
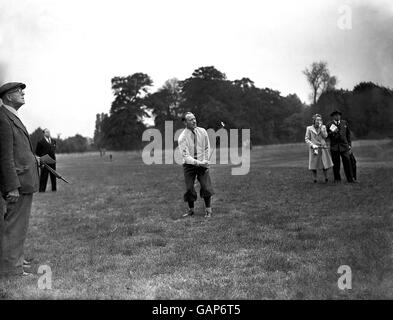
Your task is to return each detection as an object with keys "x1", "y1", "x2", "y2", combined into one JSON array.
[{"x1": 178, "y1": 112, "x2": 214, "y2": 218}]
